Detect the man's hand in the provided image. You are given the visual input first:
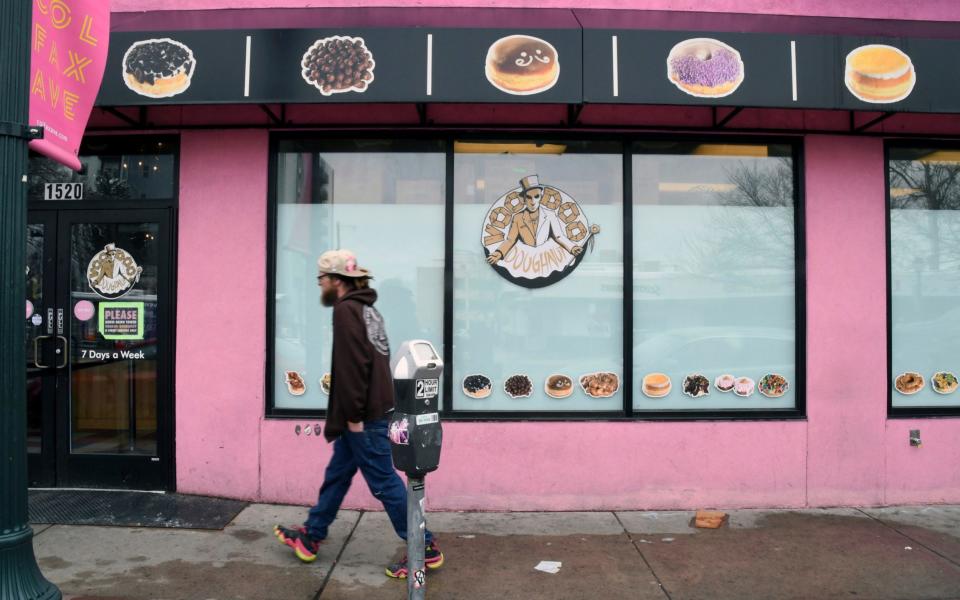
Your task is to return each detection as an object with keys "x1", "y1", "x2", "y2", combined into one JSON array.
[
  {"x1": 570, "y1": 245, "x2": 583, "y2": 256},
  {"x1": 347, "y1": 421, "x2": 364, "y2": 433},
  {"x1": 486, "y1": 250, "x2": 502, "y2": 265}
]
